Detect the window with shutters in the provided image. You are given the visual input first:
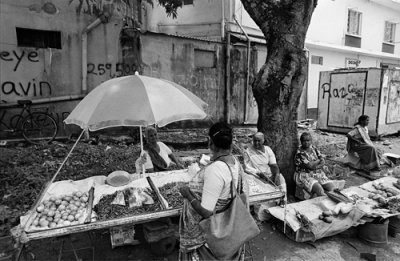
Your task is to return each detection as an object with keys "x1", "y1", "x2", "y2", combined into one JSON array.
[
  {"x1": 347, "y1": 9, "x2": 362, "y2": 36},
  {"x1": 384, "y1": 21, "x2": 396, "y2": 43}
]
